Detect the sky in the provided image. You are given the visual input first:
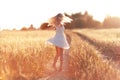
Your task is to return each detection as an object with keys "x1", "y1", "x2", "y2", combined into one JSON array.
[{"x1": 0, "y1": 0, "x2": 120, "y2": 30}]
